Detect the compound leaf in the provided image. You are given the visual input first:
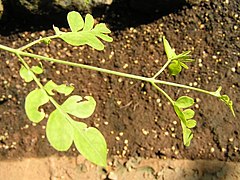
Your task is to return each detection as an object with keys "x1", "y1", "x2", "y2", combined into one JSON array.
[
  {"x1": 61, "y1": 95, "x2": 96, "y2": 119},
  {"x1": 67, "y1": 11, "x2": 84, "y2": 32},
  {"x1": 46, "y1": 109, "x2": 74, "y2": 151},
  {"x1": 73, "y1": 122, "x2": 107, "y2": 167},
  {"x1": 175, "y1": 96, "x2": 194, "y2": 109},
  {"x1": 25, "y1": 88, "x2": 49, "y2": 123},
  {"x1": 44, "y1": 80, "x2": 74, "y2": 96},
  {"x1": 20, "y1": 65, "x2": 33, "y2": 82},
  {"x1": 58, "y1": 11, "x2": 112, "y2": 50}
]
